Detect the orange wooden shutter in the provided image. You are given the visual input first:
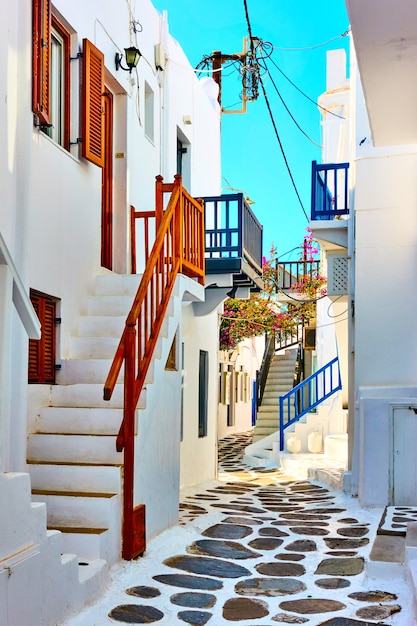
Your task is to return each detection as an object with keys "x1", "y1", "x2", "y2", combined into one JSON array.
[
  {"x1": 82, "y1": 38, "x2": 105, "y2": 167},
  {"x1": 28, "y1": 292, "x2": 56, "y2": 384},
  {"x1": 32, "y1": 0, "x2": 51, "y2": 125},
  {"x1": 28, "y1": 294, "x2": 41, "y2": 381}
]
